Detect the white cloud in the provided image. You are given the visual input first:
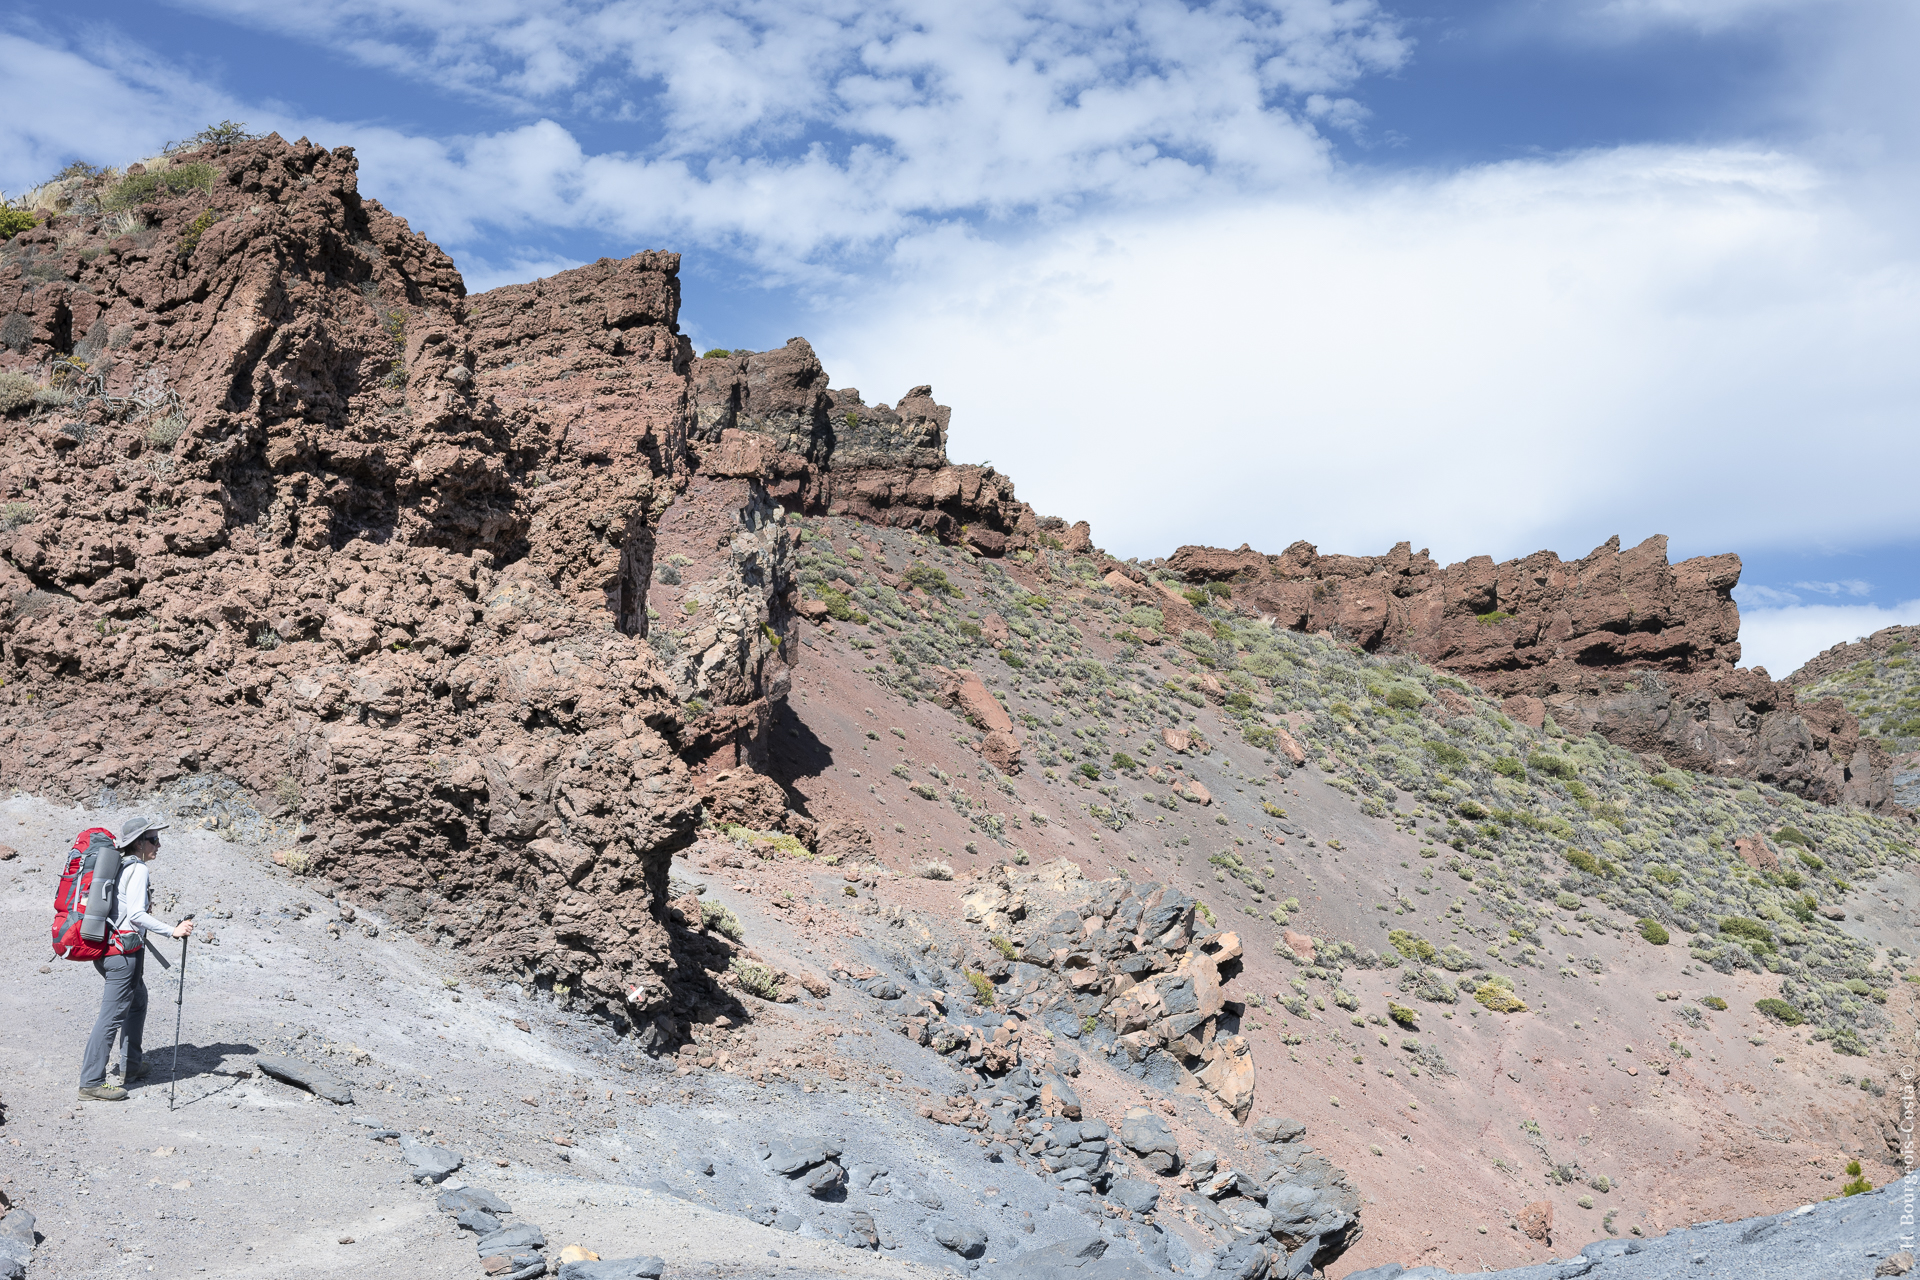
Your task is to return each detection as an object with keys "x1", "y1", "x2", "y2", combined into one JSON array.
[
  {"x1": 1790, "y1": 579, "x2": 1873, "y2": 597},
  {"x1": 813, "y1": 145, "x2": 1920, "y2": 566},
  {"x1": 1736, "y1": 599, "x2": 1920, "y2": 678},
  {"x1": 1738, "y1": 584, "x2": 1803, "y2": 608}
]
